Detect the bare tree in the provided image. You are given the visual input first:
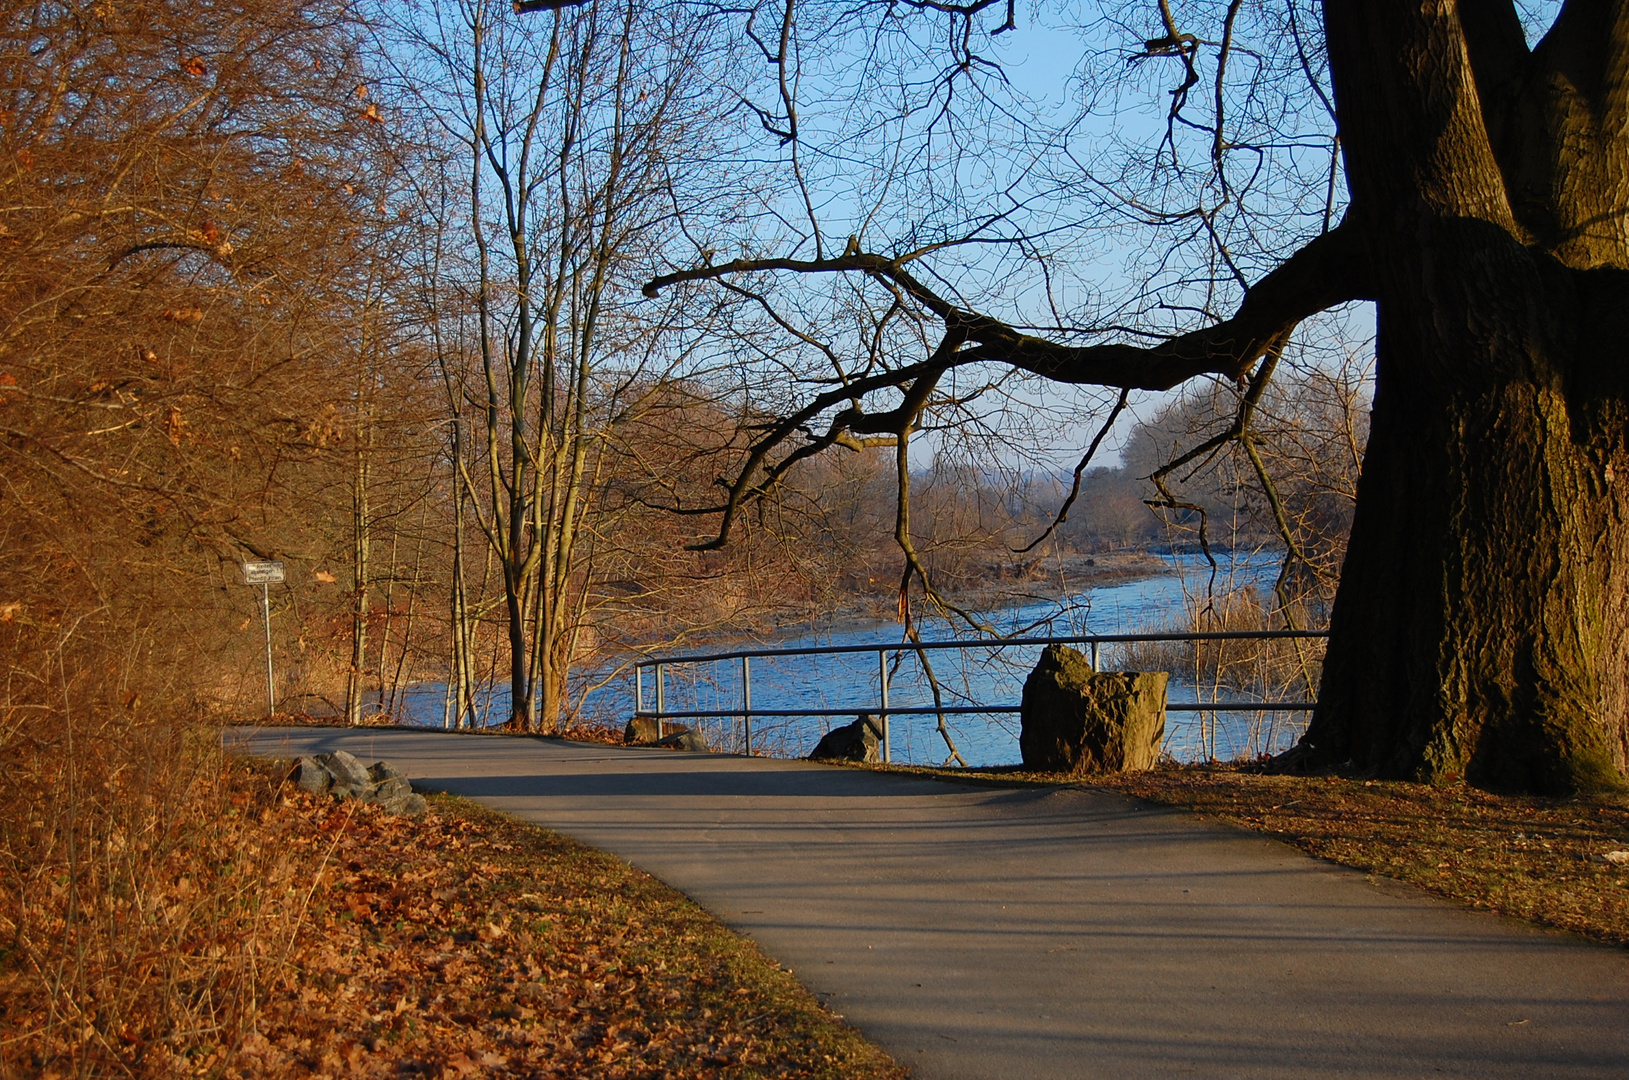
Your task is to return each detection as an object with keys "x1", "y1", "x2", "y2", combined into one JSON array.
[
  {"x1": 382, "y1": 0, "x2": 742, "y2": 729},
  {"x1": 633, "y1": 1, "x2": 1629, "y2": 793}
]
